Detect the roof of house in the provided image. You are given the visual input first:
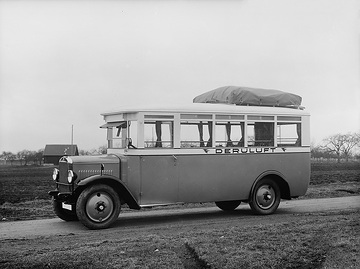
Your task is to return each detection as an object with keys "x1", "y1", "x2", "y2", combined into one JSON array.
[{"x1": 43, "y1": 144, "x2": 78, "y2": 156}]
